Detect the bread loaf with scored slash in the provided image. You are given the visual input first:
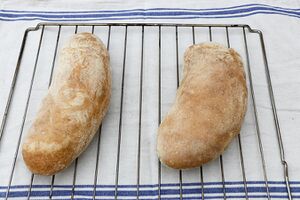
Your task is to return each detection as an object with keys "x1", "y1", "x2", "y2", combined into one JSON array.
[{"x1": 22, "y1": 32, "x2": 111, "y2": 175}]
